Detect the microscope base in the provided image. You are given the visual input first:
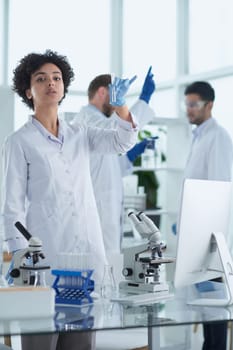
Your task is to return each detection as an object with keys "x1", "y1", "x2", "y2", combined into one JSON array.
[{"x1": 119, "y1": 280, "x2": 169, "y2": 293}]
